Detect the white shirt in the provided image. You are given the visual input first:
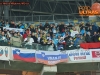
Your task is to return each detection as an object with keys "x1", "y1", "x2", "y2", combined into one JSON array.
[
  {"x1": 24, "y1": 38, "x2": 34, "y2": 45},
  {"x1": 53, "y1": 29, "x2": 56, "y2": 33},
  {"x1": 38, "y1": 37, "x2": 40, "y2": 43},
  {"x1": 2, "y1": 36, "x2": 6, "y2": 40},
  {"x1": 71, "y1": 31, "x2": 79, "y2": 37},
  {"x1": 47, "y1": 37, "x2": 51, "y2": 40}
]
